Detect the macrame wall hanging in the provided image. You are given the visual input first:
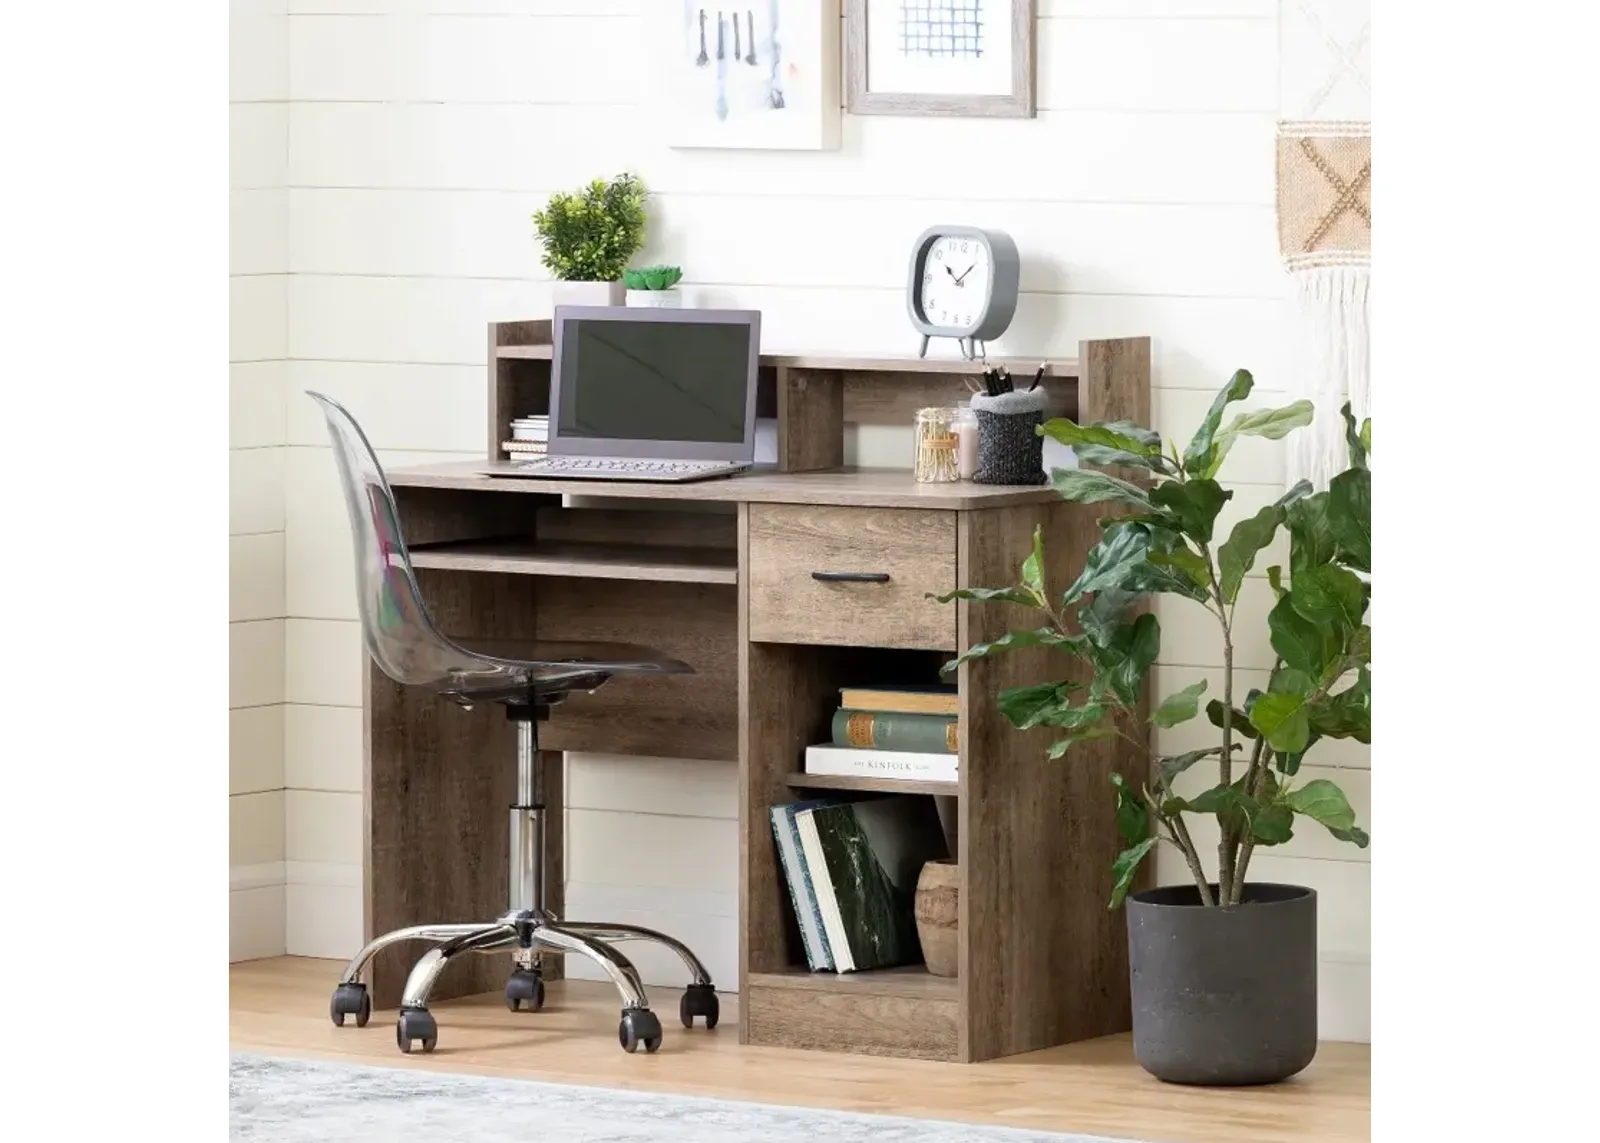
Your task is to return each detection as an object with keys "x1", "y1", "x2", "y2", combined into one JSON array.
[{"x1": 1277, "y1": 0, "x2": 1371, "y2": 490}]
